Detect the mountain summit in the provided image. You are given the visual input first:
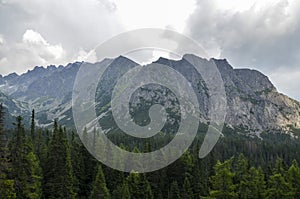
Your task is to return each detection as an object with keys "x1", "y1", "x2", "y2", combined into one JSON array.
[{"x1": 0, "y1": 55, "x2": 299, "y2": 136}]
